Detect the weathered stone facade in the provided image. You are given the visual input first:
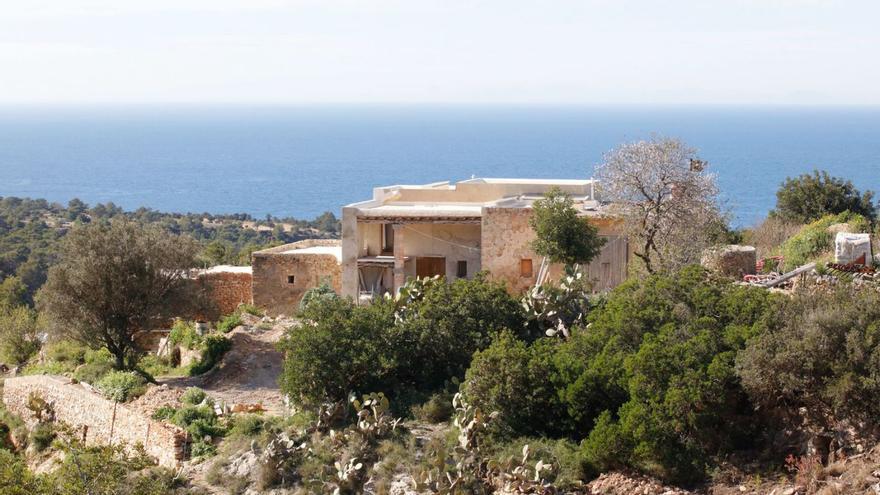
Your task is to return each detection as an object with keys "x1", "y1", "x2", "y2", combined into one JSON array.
[
  {"x1": 481, "y1": 207, "x2": 627, "y2": 294},
  {"x1": 252, "y1": 239, "x2": 342, "y2": 316},
  {"x1": 480, "y1": 207, "x2": 540, "y2": 294},
  {"x1": 196, "y1": 267, "x2": 253, "y2": 319},
  {"x1": 2, "y1": 375, "x2": 188, "y2": 467}
]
